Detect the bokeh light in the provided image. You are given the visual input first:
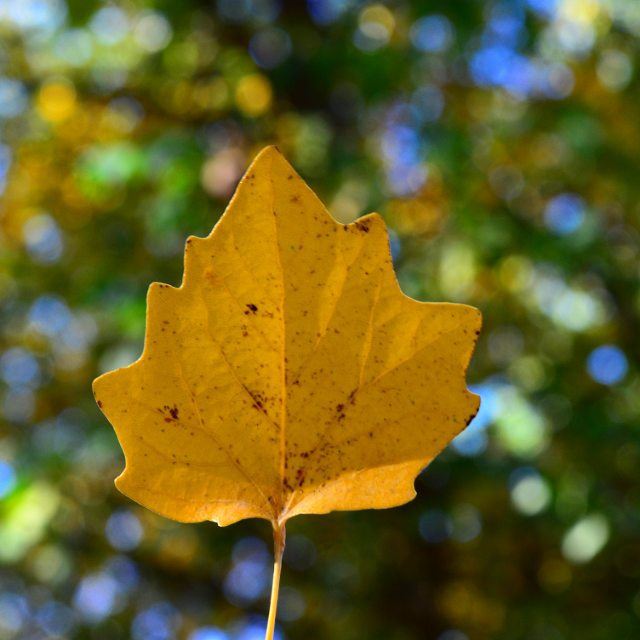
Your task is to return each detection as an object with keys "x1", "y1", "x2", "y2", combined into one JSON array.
[
  {"x1": 544, "y1": 193, "x2": 585, "y2": 235},
  {"x1": 587, "y1": 345, "x2": 628, "y2": 385},
  {"x1": 509, "y1": 468, "x2": 552, "y2": 516},
  {"x1": 561, "y1": 514, "x2": 610, "y2": 564}
]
